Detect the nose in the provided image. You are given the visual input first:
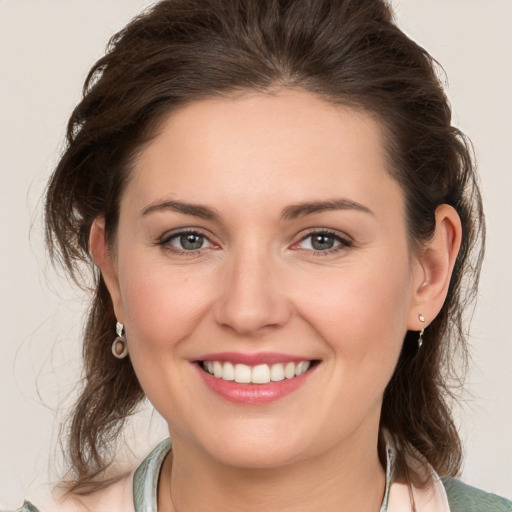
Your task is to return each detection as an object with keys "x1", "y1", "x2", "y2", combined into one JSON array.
[{"x1": 213, "y1": 247, "x2": 292, "y2": 337}]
